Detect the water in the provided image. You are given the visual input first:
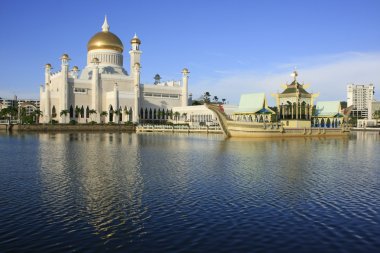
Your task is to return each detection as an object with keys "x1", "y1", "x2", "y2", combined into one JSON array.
[{"x1": 0, "y1": 132, "x2": 379, "y2": 252}]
